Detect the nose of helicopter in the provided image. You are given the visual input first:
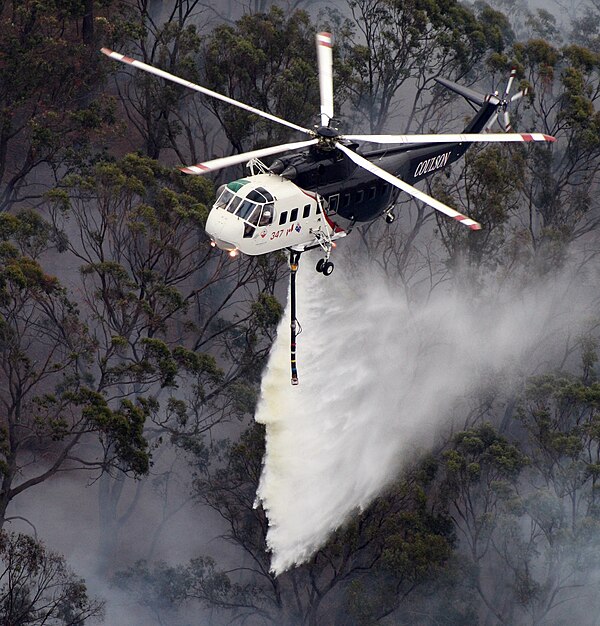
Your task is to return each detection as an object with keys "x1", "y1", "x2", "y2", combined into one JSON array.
[{"x1": 205, "y1": 208, "x2": 242, "y2": 252}]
